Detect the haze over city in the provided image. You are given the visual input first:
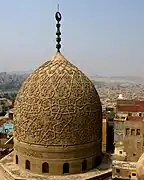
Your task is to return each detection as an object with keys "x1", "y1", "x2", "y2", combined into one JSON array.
[{"x1": 0, "y1": 0, "x2": 143, "y2": 77}]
